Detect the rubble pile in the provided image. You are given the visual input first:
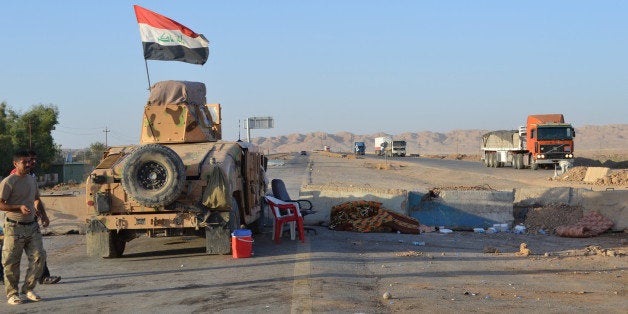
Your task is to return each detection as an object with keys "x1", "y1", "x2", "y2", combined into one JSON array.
[
  {"x1": 596, "y1": 169, "x2": 627, "y2": 185},
  {"x1": 524, "y1": 204, "x2": 583, "y2": 234},
  {"x1": 554, "y1": 166, "x2": 627, "y2": 186},
  {"x1": 557, "y1": 166, "x2": 588, "y2": 182}
]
